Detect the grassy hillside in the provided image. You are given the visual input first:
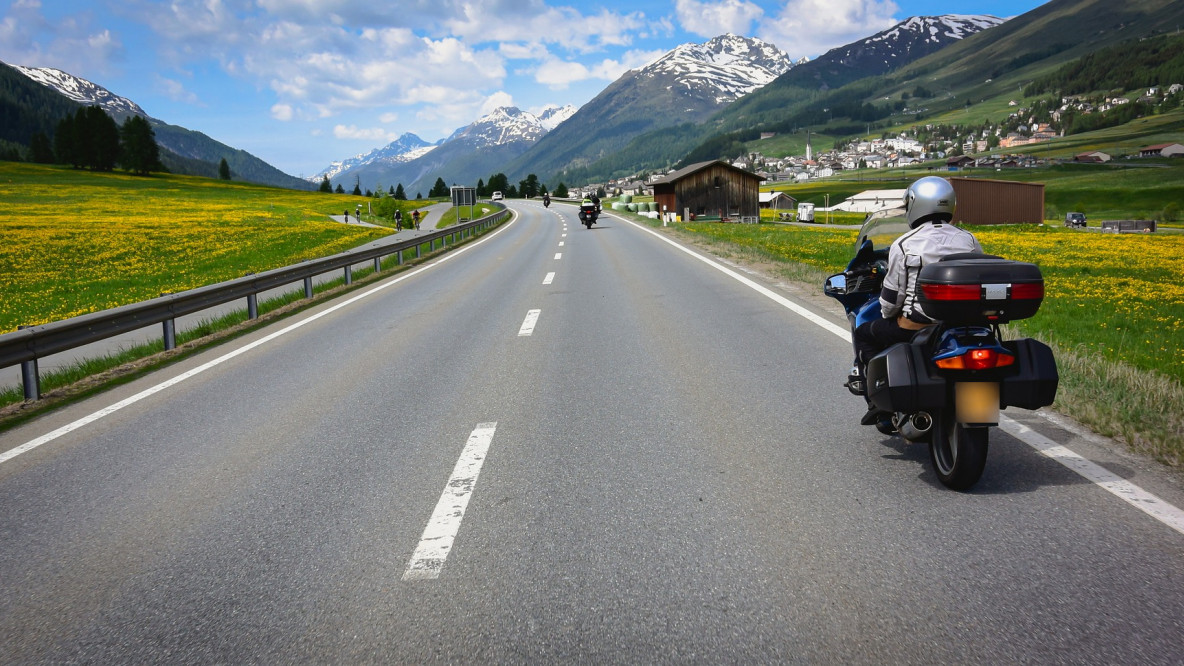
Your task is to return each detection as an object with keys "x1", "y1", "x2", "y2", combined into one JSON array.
[{"x1": 0, "y1": 163, "x2": 390, "y2": 332}]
